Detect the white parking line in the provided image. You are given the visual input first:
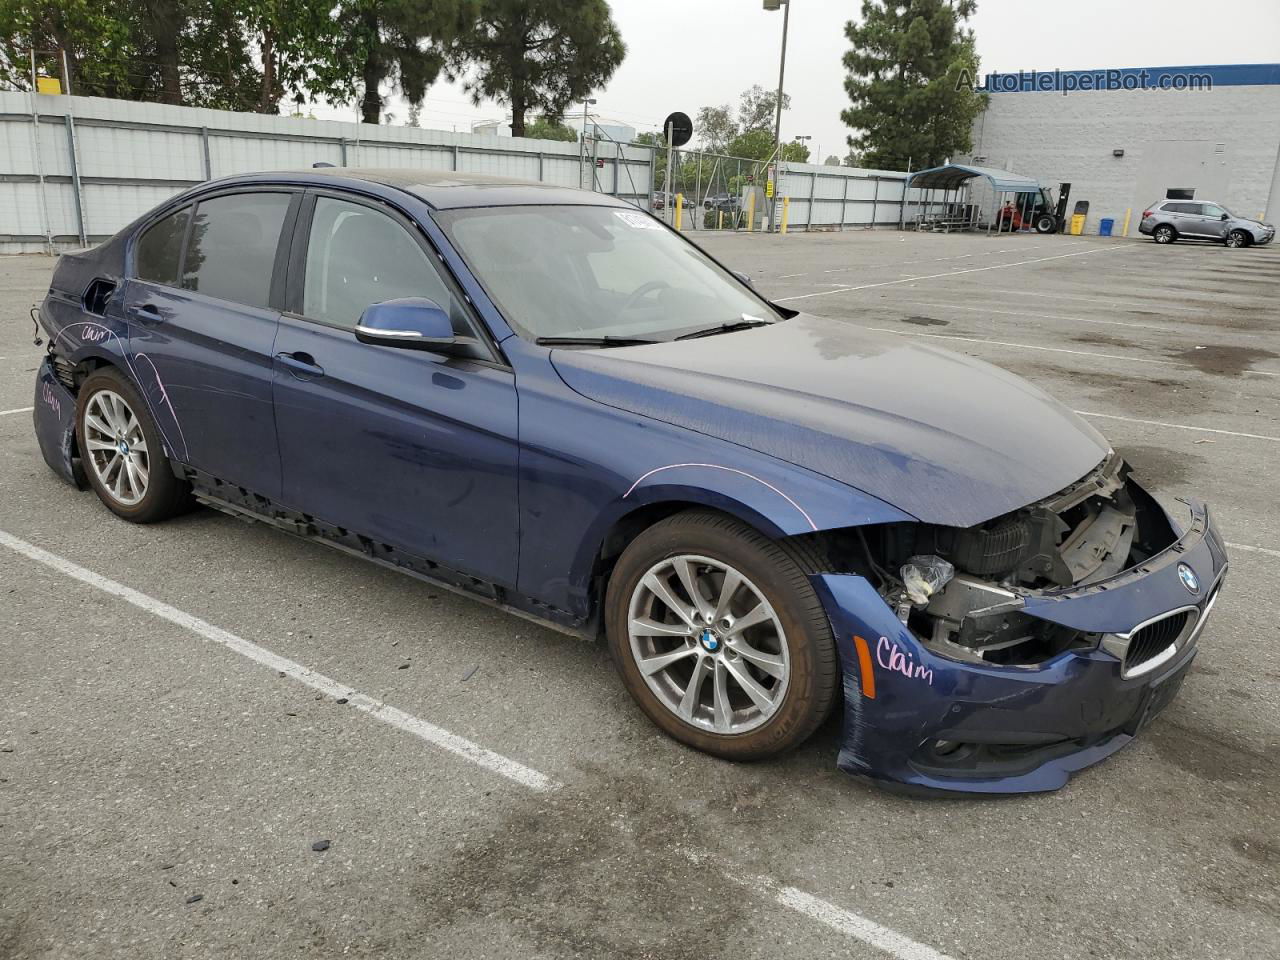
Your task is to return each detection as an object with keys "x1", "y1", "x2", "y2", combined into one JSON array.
[
  {"x1": 775, "y1": 246, "x2": 1130, "y2": 302},
  {"x1": 1225, "y1": 542, "x2": 1280, "y2": 560},
  {"x1": 0, "y1": 406, "x2": 34, "y2": 417},
  {"x1": 681, "y1": 840, "x2": 957, "y2": 960},
  {"x1": 0, "y1": 526, "x2": 959, "y2": 960},
  {"x1": 1075, "y1": 411, "x2": 1280, "y2": 442},
  {"x1": 0, "y1": 528, "x2": 560, "y2": 793}
]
